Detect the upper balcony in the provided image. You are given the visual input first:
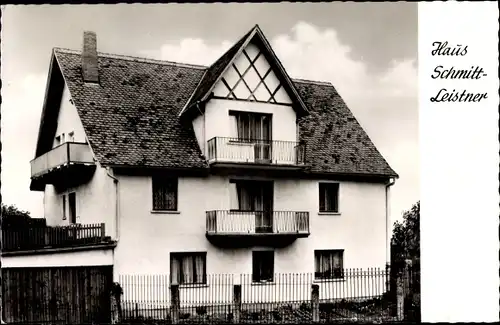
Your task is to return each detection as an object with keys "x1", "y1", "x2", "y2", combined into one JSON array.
[
  {"x1": 30, "y1": 142, "x2": 96, "y2": 190},
  {"x1": 1, "y1": 223, "x2": 114, "y2": 255},
  {"x1": 206, "y1": 210, "x2": 310, "y2": 247},
  {"x1": 206, "y1": 137, "x2": 306, "y2": 170}
]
